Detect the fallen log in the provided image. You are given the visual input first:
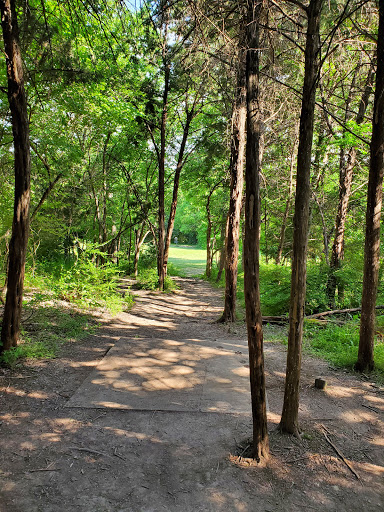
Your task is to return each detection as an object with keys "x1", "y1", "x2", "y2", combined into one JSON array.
[
  {"x1": 307, "y1": 305, "x2": 384, "y2": 319},
  {"x1": 262, "y1": 305, "x2": 384, "y2": 325}
]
